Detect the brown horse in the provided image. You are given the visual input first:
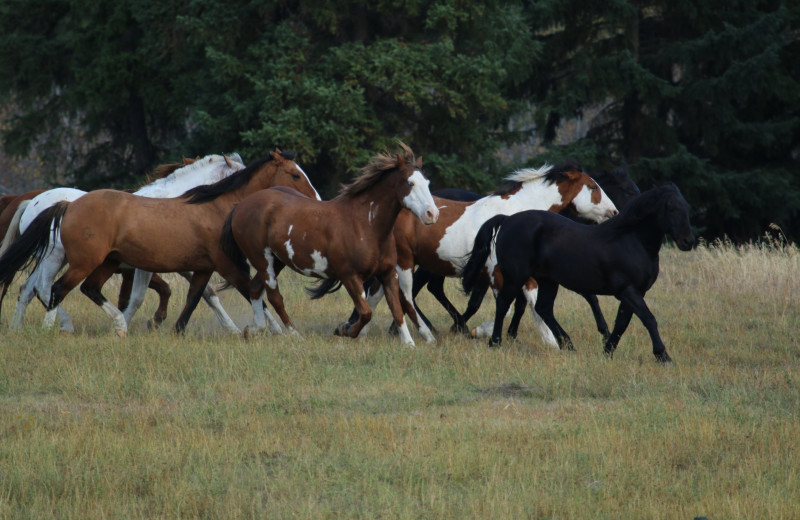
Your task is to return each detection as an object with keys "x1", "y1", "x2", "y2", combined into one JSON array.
[
  {"x1": 342, "y1": 163, "x2": 620, "y2": 340},
  {"x1": 0, "y1": 159, "x2": 201, "y2": 329},
  {"x1": 0, "y1": 151, "x2": 319, "y2": 337},
  {"x1": 219, "y1": 142, "x2": 439, "y2": 345}
]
